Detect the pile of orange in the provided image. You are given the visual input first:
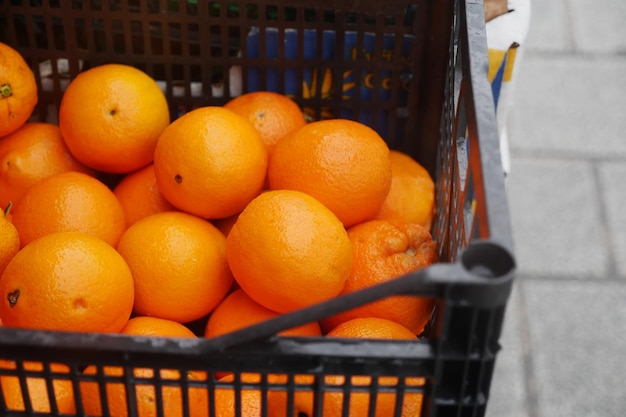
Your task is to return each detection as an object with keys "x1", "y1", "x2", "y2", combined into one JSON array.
[{"x1": 0, "y1": 41, "x2": 439, "y2": 417}]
